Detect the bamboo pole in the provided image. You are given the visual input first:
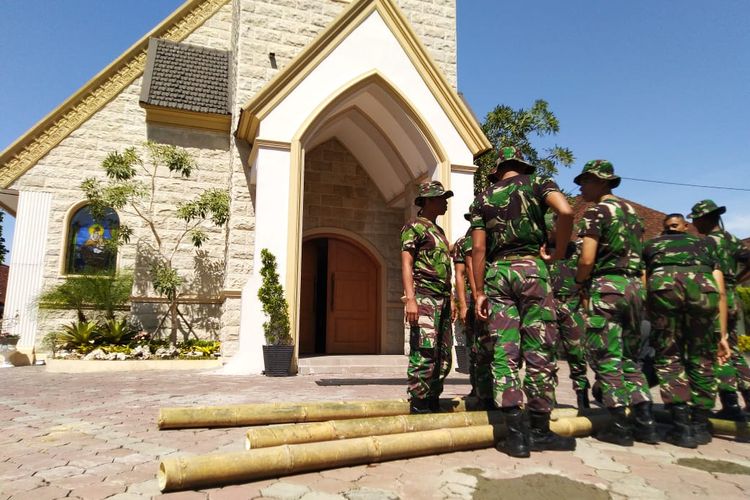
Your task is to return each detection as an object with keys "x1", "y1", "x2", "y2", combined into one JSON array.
[
  {"x1": 158, "y1": 397, "x2": 601, "y2": 430},
  {"x1": 161, "y1": 415, "x2": 607, "y2": 492},
  {"x1": 245, "y1": 410, "x2": 504, "y2": 449}
]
